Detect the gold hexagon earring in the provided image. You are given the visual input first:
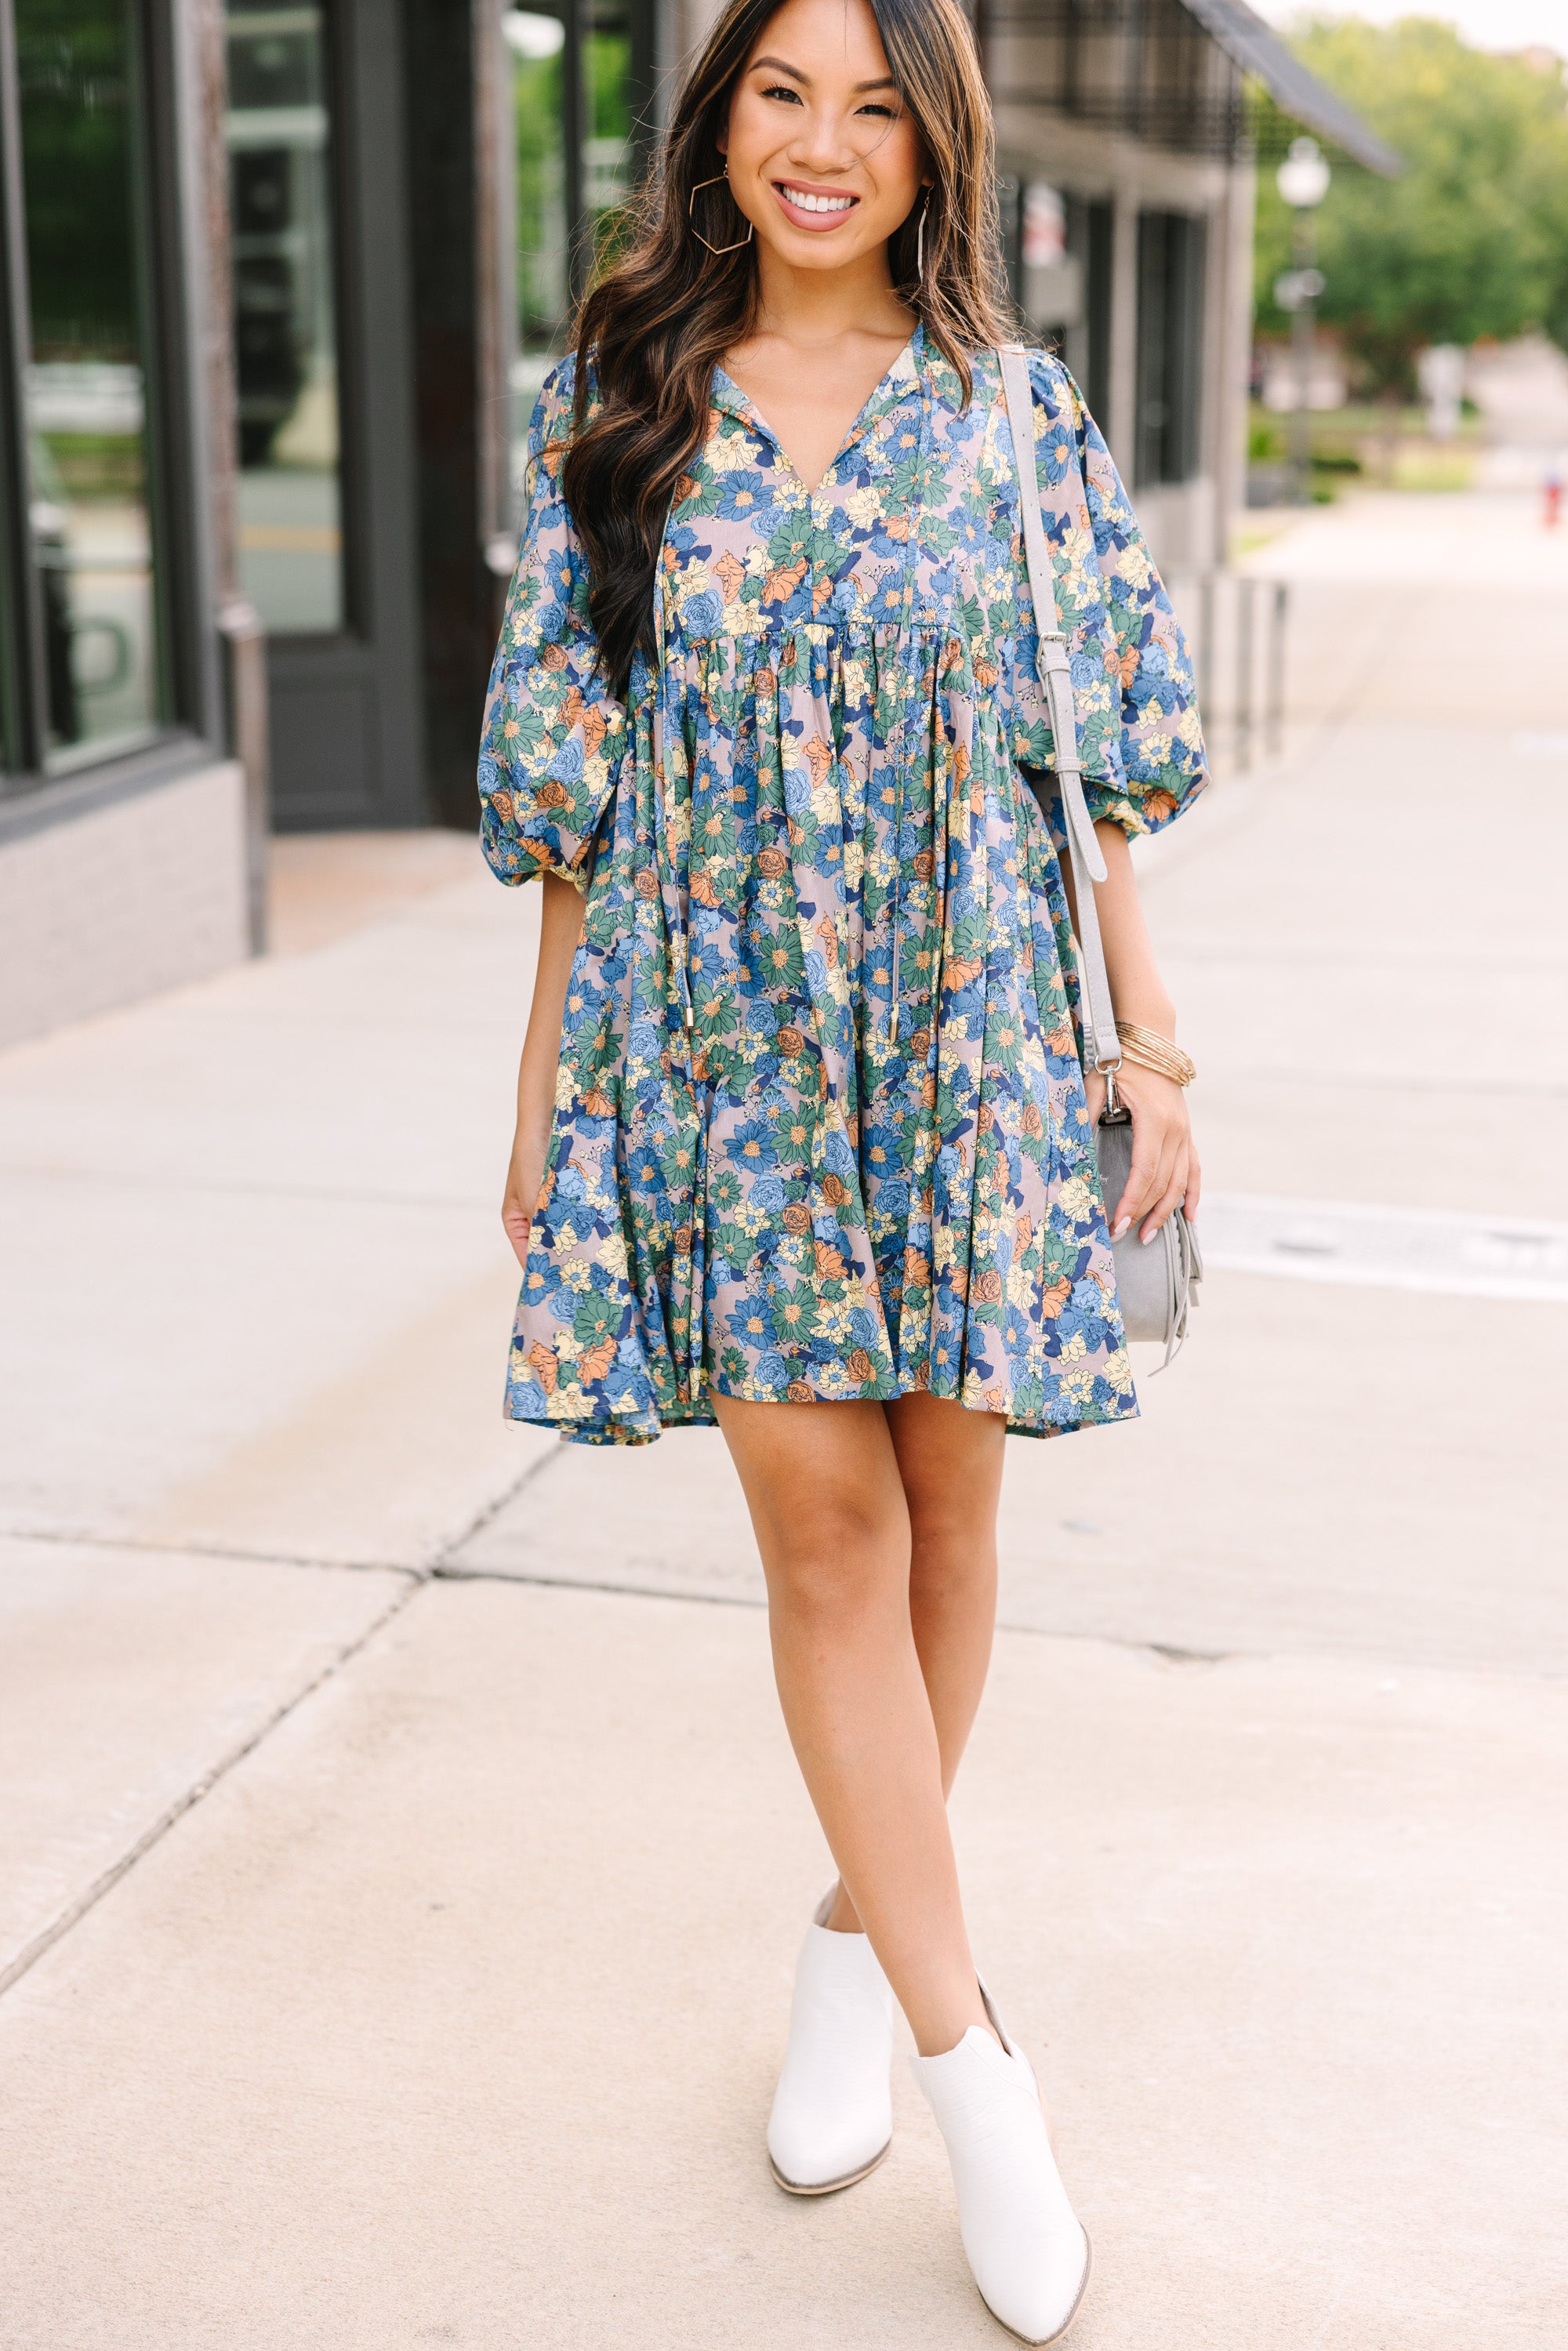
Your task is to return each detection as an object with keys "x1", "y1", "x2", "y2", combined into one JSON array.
[{"x1": 689, "y1": 169, "x2": 754, "y2": 256}]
